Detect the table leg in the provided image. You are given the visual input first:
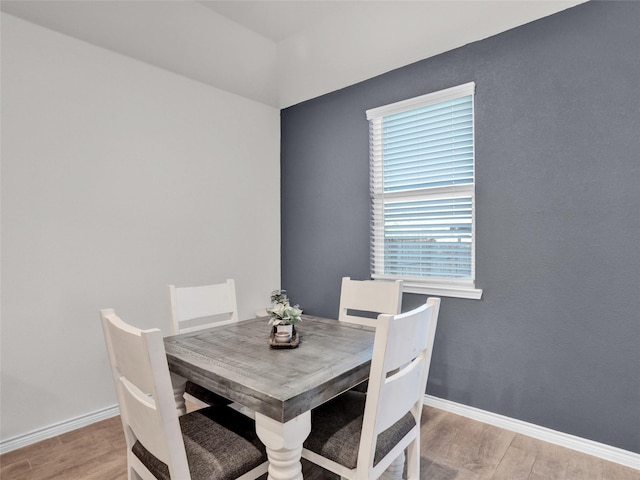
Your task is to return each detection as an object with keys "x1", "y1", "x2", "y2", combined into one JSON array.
[
  {"x1": 379, "y1": 451, "x2": 404, "y2": 480},
  {"x1": 169, "y1": 372, "x2": 187, "y2": 416},
  {"x1": 255, "y1": 411, "x2": 311, "y2": 480}
]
